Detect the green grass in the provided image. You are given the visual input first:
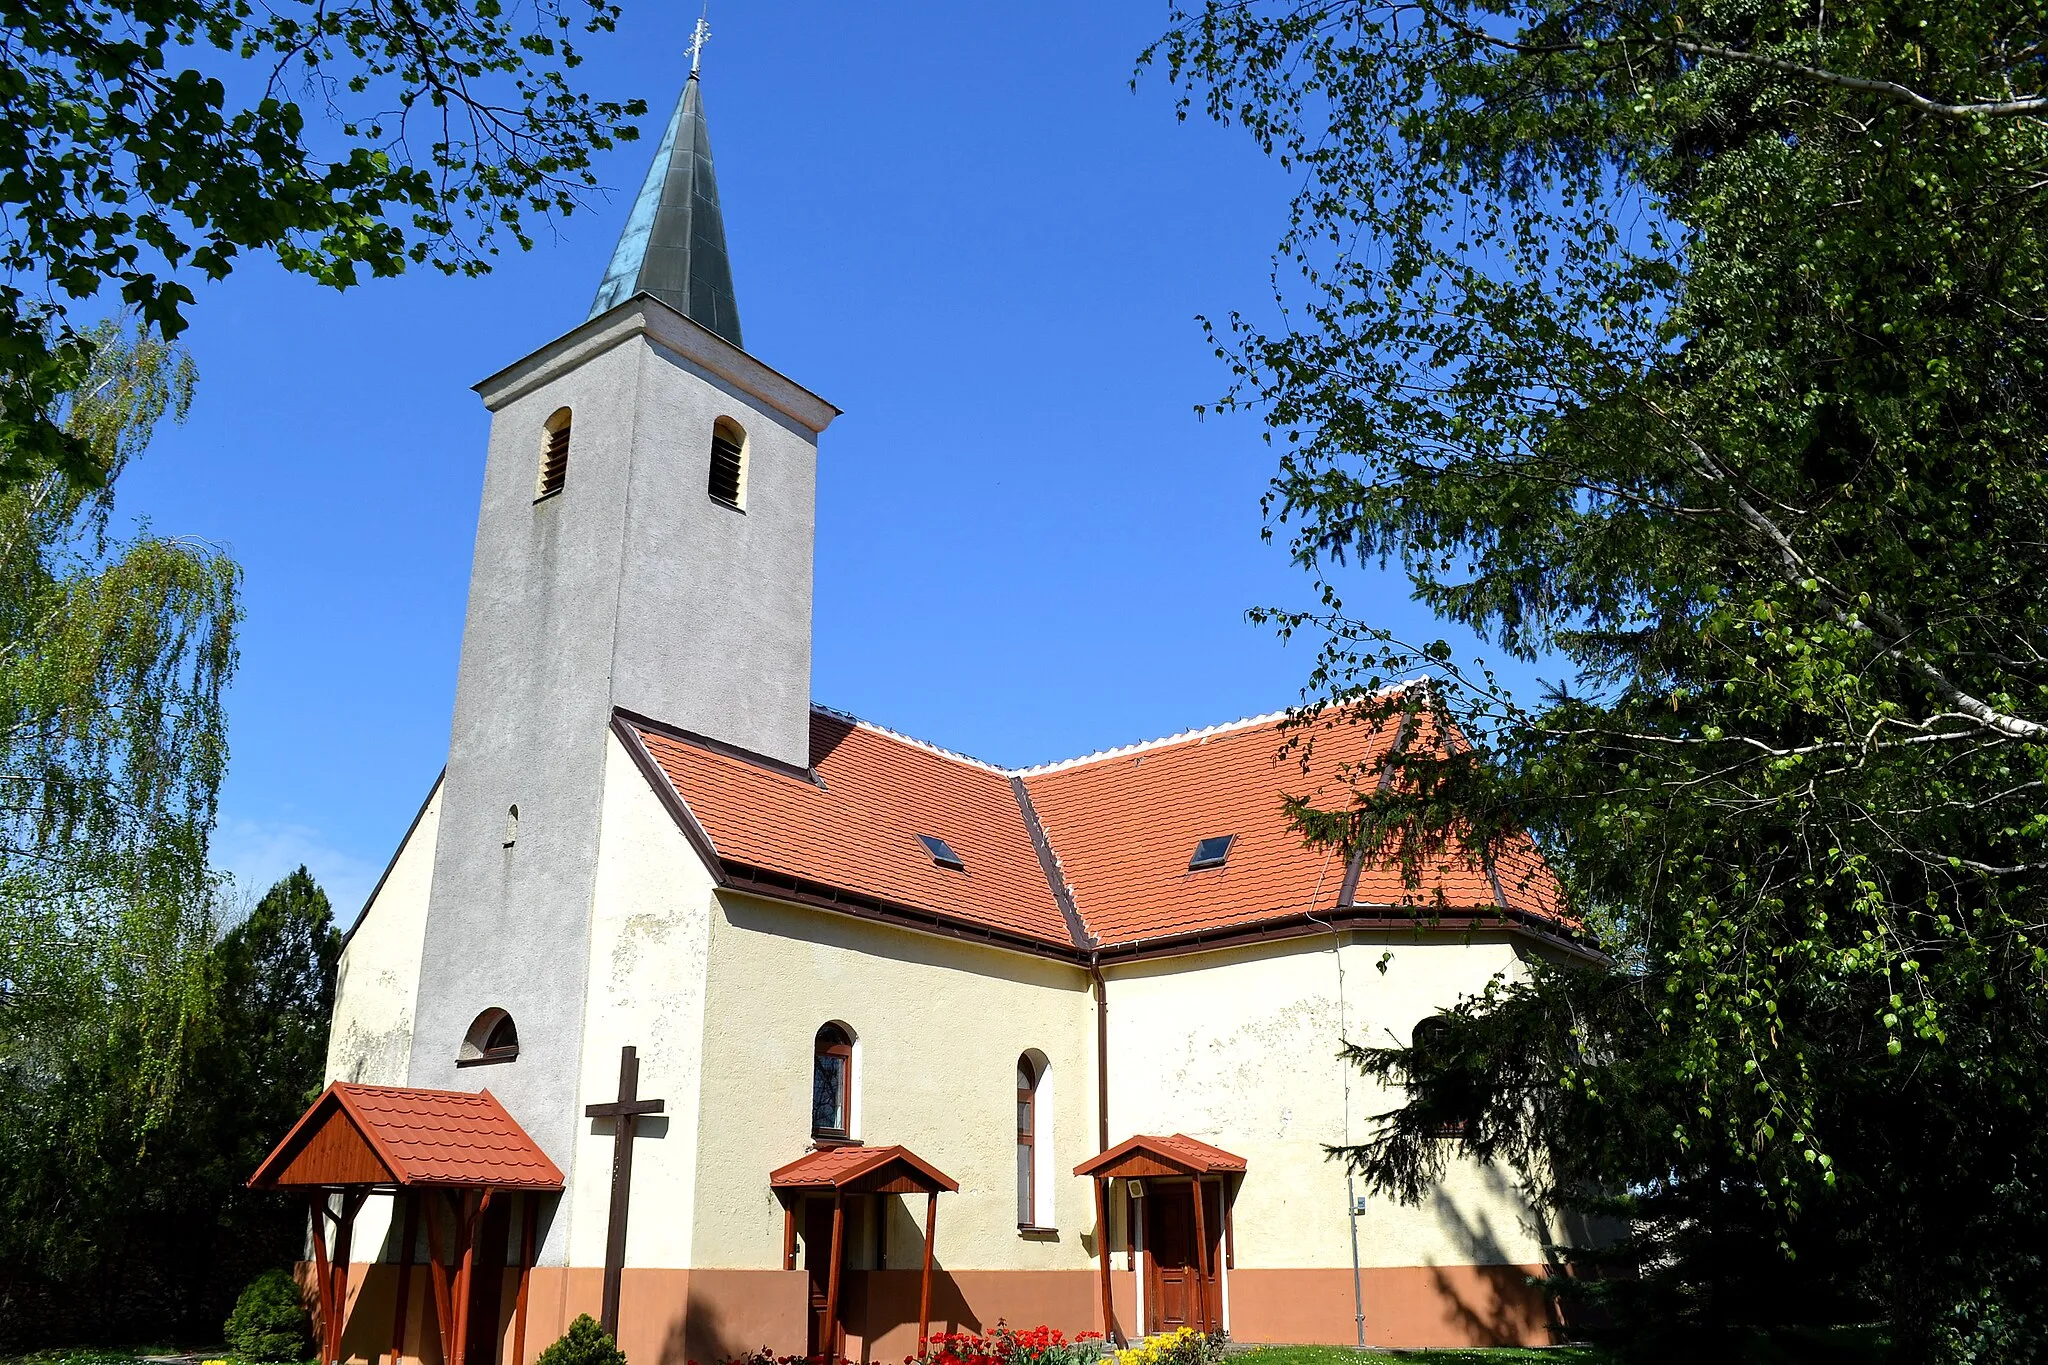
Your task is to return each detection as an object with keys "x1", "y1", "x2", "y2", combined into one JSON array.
[
  {"x1": 1234, "y1": 1346, "x2": 1610, "y2": 1364},
  {"x1": 2, "y1": 1351, "x2": 186, "y2": 1365}
]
